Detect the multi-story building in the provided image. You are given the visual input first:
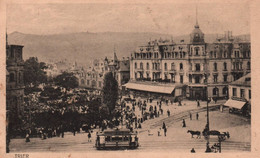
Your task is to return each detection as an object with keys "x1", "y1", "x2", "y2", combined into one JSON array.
[
  {"x1": 78, "y1": 52, "x2": 130, "y2": 90},
  {"x1": 127, "y1": 20, "x2": 250, "y2": 100},
  {"x1": 6, "y1": 44, "x2": 25, "y2": 116}
]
